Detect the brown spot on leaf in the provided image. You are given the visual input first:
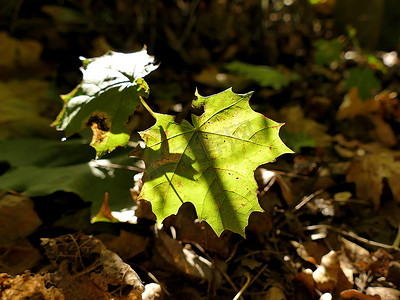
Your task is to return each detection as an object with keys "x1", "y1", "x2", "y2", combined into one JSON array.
[{"x1": 86, "y1": 113, "x2": 111, "y2": 143}]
